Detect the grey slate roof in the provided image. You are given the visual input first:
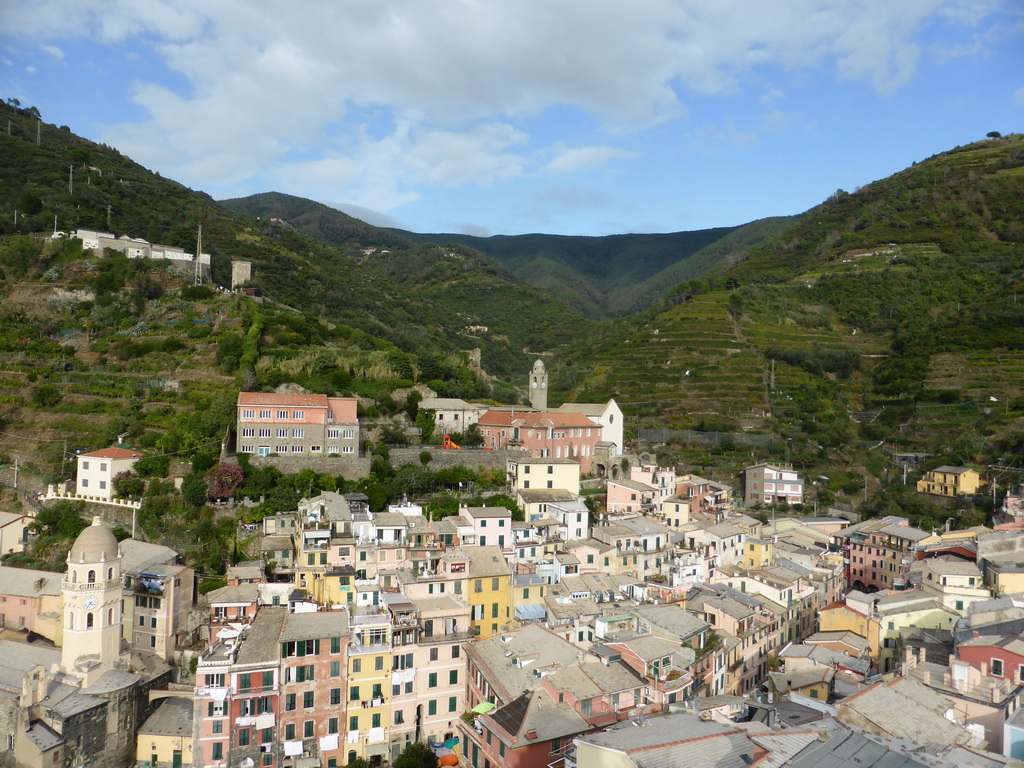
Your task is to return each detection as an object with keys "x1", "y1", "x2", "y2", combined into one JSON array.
[
  {"x1": 139, "y1": 697, "x2": 193, "y2": 737},
  {"x1": 786, "y1": 730, "x2": 932, "y2": 768}
]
